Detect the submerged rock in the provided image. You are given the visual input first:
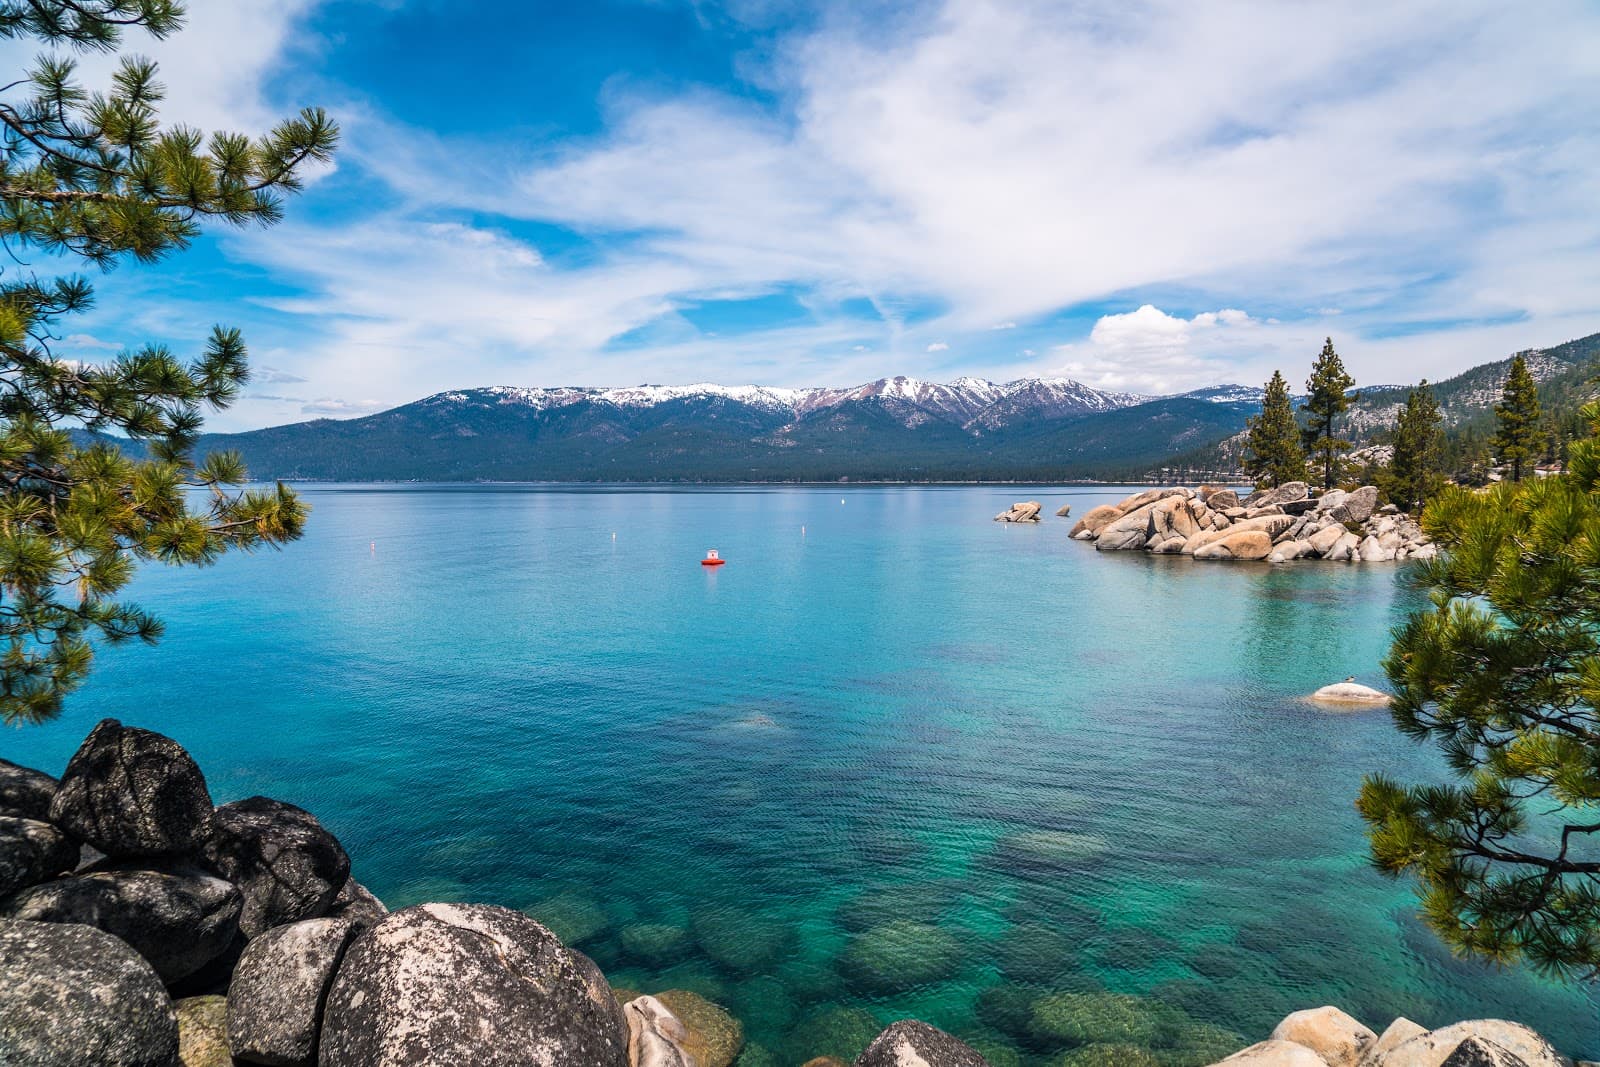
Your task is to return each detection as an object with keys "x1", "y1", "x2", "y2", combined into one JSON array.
[
  {"x1": 528, "y1": 889, "x2": 609, "y2": 946},
  {"x1": 838, "y1": 919, "x2": 965, "y2": 995},
  {"x1": 0, "y1": 815, "x2": 79, "y2": 897},
  {"x1": 0, "y1": 918, "x2": 179, "y2": 1067},
  {"x1": 692, "y1": 904, "x2": 791, "y2": 975},
  {"x1": 1029, "y1": 992, "x2": 1167, "y2": 1048},
  {"x1": 1, "y1": 859, "x2": 241, "y2": 983},
  {"x1": 0, "y1": 758, "x2": 58, "y2": 819},
  {"x1": 227, "y1": 916, "x2": 358, "y2": 1066},
  {"x1": 48, "y1": 718, "x2": 214, "y2": 858},
  {"x1": 318, "y1": 903, "x2": 629, "y2": 1067},
  {"x1": 1059, "y1": 1044, "x2": 1162, "y2": 1067},
  {"x1": 203, "y1": 796, "x2": 350, "y2": 939},
  {"x1": 854, "y1": 1020, "x2": 988, "y2": 1067},
  {"x1": 655, "y1": 989, "x2": 744, "y2": 1067},
  {"x1": 620, "y1": 922, "x2": 693, "y2": 968}
]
